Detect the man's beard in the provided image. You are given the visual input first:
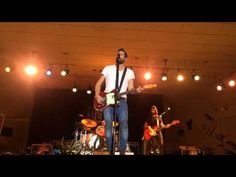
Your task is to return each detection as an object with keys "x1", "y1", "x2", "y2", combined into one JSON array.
[{"x1": 117, "y1": 58, "x2": 125, "y2": 64}]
